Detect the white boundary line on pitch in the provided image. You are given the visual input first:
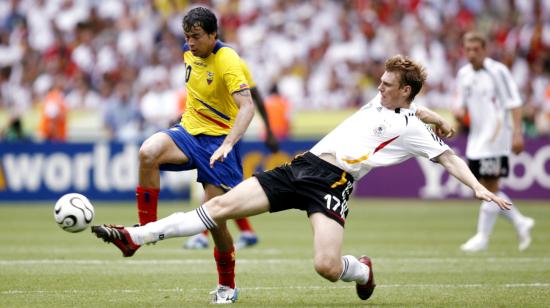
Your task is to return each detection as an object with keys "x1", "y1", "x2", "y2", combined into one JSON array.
[
  {"x1": 1, "y1": 257, "x2": 550, "y2": 265},
  {"x1": 2, "y1": 283, "x2": 550, "y2": 295}
]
